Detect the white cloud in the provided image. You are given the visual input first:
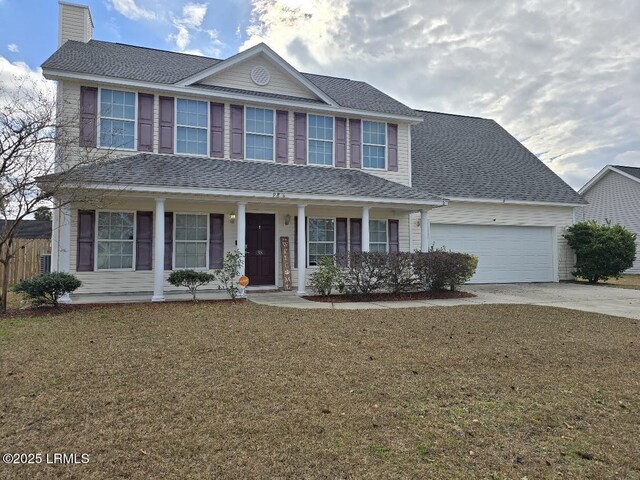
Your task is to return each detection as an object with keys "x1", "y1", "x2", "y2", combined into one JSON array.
[
  {"x1": 7, "y1": 43, "x2": 18, "y2": 53},
  {"x1": 241, "y1": 0, "x2": 640, "y2": 189},
  {"x1": 0, "y1": 56, "x2": 54, "y2": 109},
  {"x1": 167, "y1": 2, "x2": 210, "y2": 52},
  {"x1": 109, "y1": 0, "x2": 156, "y2": 21}
]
